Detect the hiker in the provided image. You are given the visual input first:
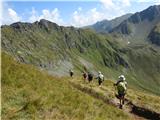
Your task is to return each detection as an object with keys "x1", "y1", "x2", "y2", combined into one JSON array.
[
  {"x1": 114, "y1": 75, "x2": 127, "y2": 109},
  {"x1": 69, "y1": 69, "x2": 74, "y2": 77},
  {"x1": 82, "y1": 71, "x2": 87, "y2": 81},
  {"x1": 87, "y1": 72, "x2": 93, "y2": 83},
  {"x1": 96, "y1": 71, "x2": 104, "y2": 86}
]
